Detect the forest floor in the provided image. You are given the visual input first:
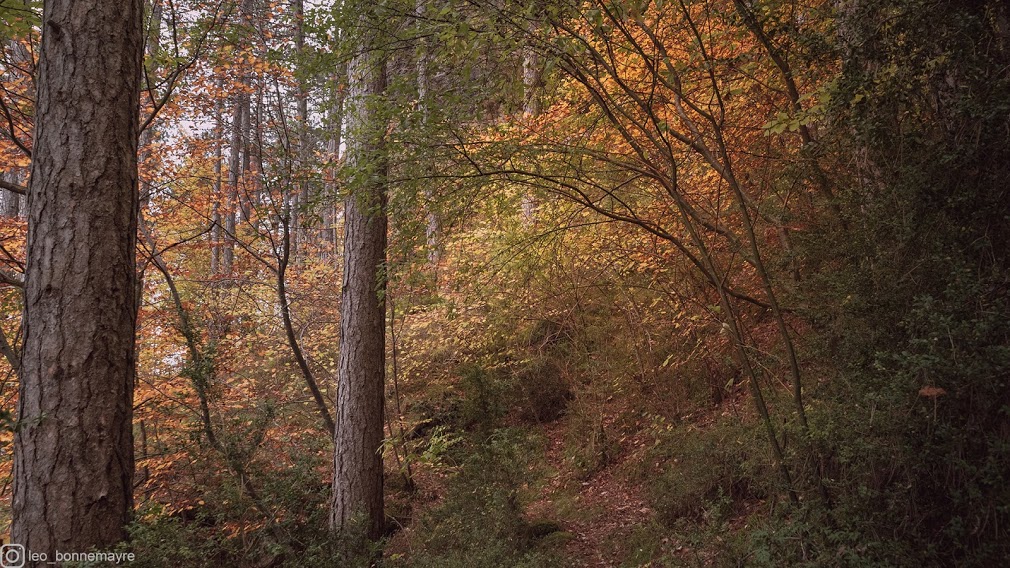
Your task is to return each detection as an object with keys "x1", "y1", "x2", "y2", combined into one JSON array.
[
  {"x1": 527, "y1": 388, "x2": 763, "y2": 567},
  {"x1": 381, "y1": 375, "x2": 770, "y2": 567},
  {"x1": 523, "y1": 407, "x2": 692, "y2": 568},
  {"x1": 385, "y1": 408, "x2": 671, "y2": 567},
  {"x1": 530, "y1": 420, "x2": 654, "y2": 567}
]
